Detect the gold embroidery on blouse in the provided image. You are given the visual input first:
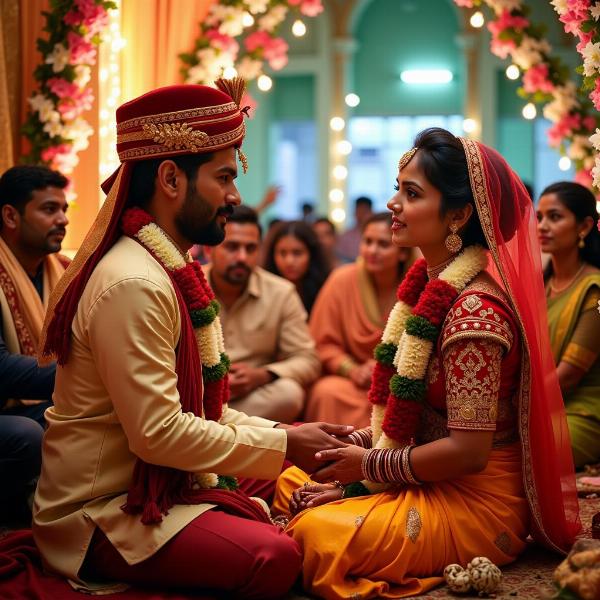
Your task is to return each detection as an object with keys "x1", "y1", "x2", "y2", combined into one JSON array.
[
  {"x1": 444, "y1": 340, "x2": 502, "y2": 431},
  {"x1": 442, "y1": 294, "x2": 513, "y2": 352},
  {"x1": 427, "y1": 356, "x2": 440, "y2": 385},
  {"x1": 494, "y1": 531, "x2": 512, "y2": 555},
  {"x1": 355, "y1": 515, "x2": 365, "y2": 528},
  {"x1": 406, "y1": 506, "x2": 422, "y2": 543}
]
